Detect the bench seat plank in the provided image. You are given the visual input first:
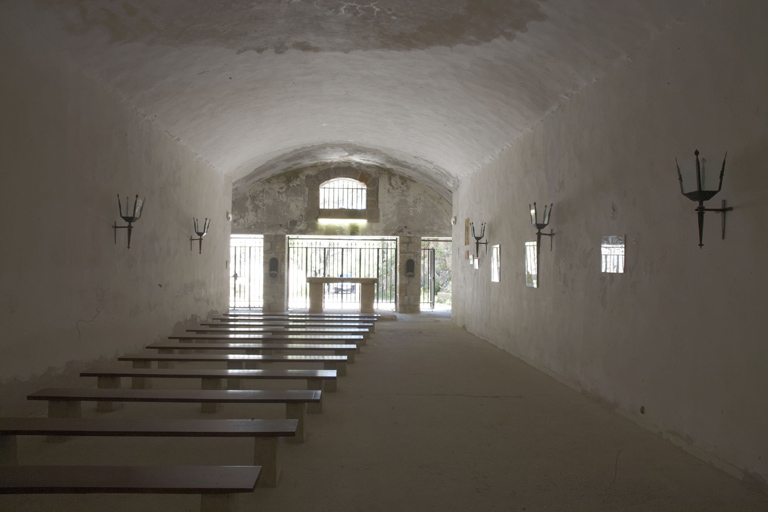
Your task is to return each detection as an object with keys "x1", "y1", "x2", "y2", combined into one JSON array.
[
  {"x1": 121, "y1": 352, "x2": 348, "y2": 376},
  {"x1": 156, "y1": 342, "x2": 357, "y2": 351},
  {"x1": 0, "y1": 464, "x2": 260, "y2": 493},
  {"x1": 186, "y1": 328, "x2": 371, "y2": 338},
  {"x1": 82, "y1": 368, "x2": 337, "y2": 381},
  {"x1": 28, "y1": 387, "x2": 320, "y2": 405},
  {"x1": 28, "y1": 388, "x2": 320, "y2": 442},
  {"x1": 201, "y1": 322, "x2": 372, "y2": 327},
  {"x1": 81, "y1": 368, "x2": 339, "y2": 393},
  {"x1": 0, "y1": 417, "x2": 296, "y2": 437},
  {"x1": 170, "y1": 333, "x2": 365, "y2": 346},
  {"x1": 0, "y1": 418, "x2": 292, "y2": 487},
  {"x1": 150, "y1": 342, "x2": 358, "y2": 362},
  {"x1": 223, "y1": 313, "x2": 378, "y2": 319}
]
